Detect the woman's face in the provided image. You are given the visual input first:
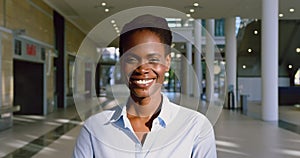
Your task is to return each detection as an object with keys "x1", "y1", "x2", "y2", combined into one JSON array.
[{"x1": 121, "y1": 30, "x2": 171, "y2": 99}]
